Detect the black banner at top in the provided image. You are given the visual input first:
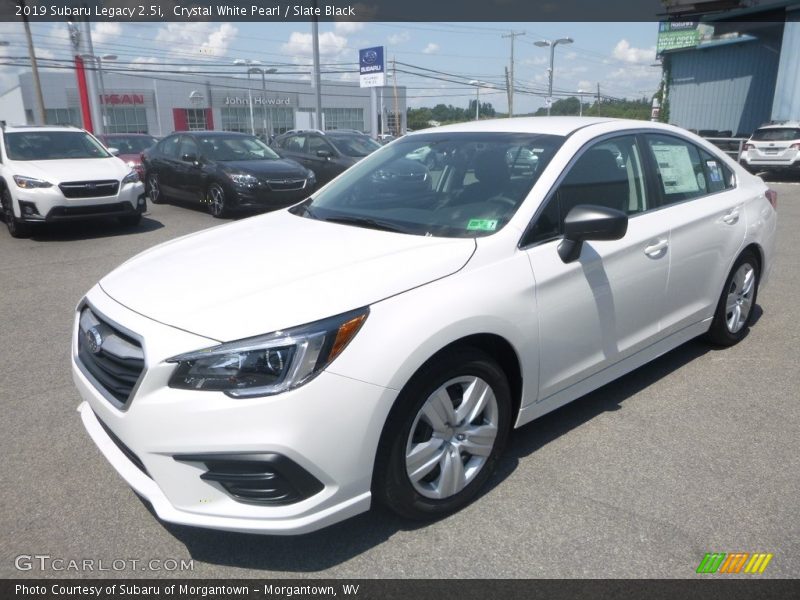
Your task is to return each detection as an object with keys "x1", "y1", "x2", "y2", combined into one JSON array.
[{"x1": 0, "y1": 0, "x2": 750, "y2": 23}]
